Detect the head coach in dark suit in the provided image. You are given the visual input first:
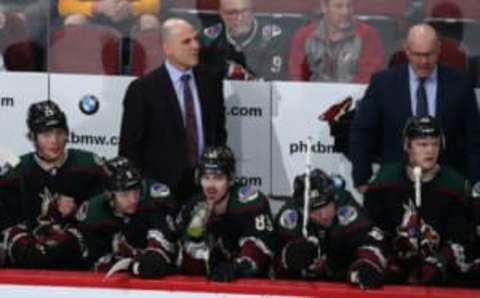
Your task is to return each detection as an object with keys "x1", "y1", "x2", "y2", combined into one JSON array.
[
  {"x1": 119, "y1": 18, "x2": 227, "y2": 202},
  {"x1": 350, "y1": 23, "x2": 480, "y2": 192}
]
